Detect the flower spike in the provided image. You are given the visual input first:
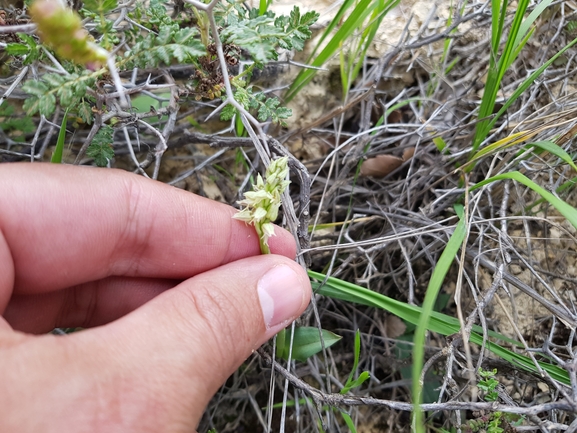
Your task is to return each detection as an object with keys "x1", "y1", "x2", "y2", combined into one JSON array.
[{"x1": 234, "y1": 156, "x2": 290, "y2": 254}]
